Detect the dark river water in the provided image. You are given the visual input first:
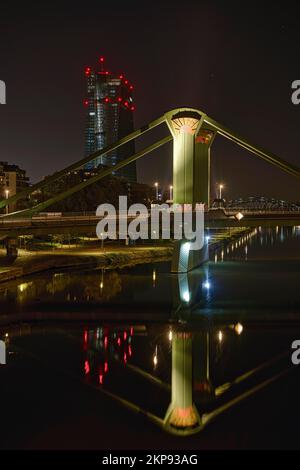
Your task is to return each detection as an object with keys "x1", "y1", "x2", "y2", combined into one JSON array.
[{"x1": 0, "y1": 226, "x2": 300, "y2": 449}]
